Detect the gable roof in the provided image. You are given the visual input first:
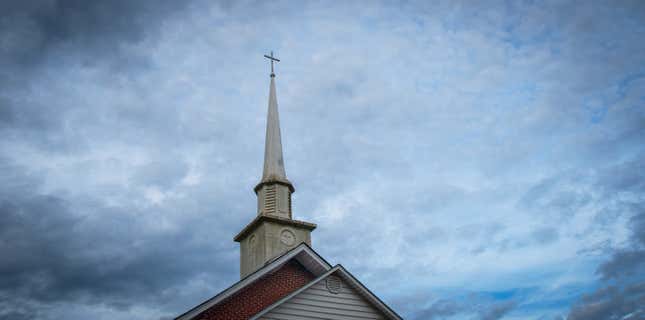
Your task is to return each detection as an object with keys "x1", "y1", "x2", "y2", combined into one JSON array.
[
  {"x1": 250, "y1": 264, "x2": 403, "y2": 320},
  {"x1": 175, "y1": 243, "x2": 331, "y2": 320}
]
